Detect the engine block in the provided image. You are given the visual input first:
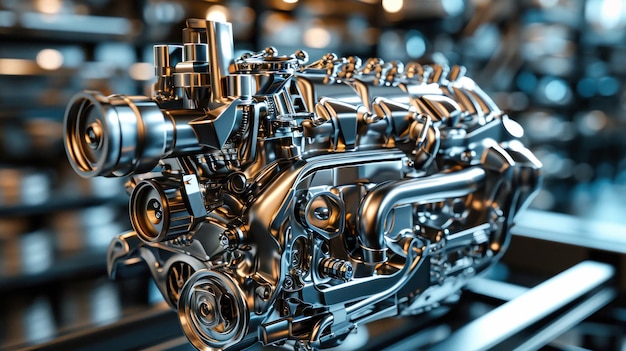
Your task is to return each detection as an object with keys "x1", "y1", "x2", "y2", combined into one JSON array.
[{"x1": 63, "y1": 19, "x2": 541, "y2": 351}]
